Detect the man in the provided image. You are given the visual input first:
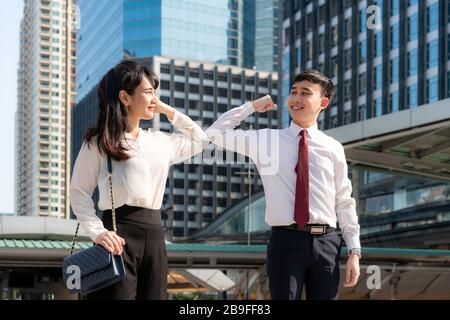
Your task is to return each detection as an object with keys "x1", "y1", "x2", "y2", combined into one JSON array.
[{"x1": 206, "y1": 69, "x2": 361, "y2": 300}]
